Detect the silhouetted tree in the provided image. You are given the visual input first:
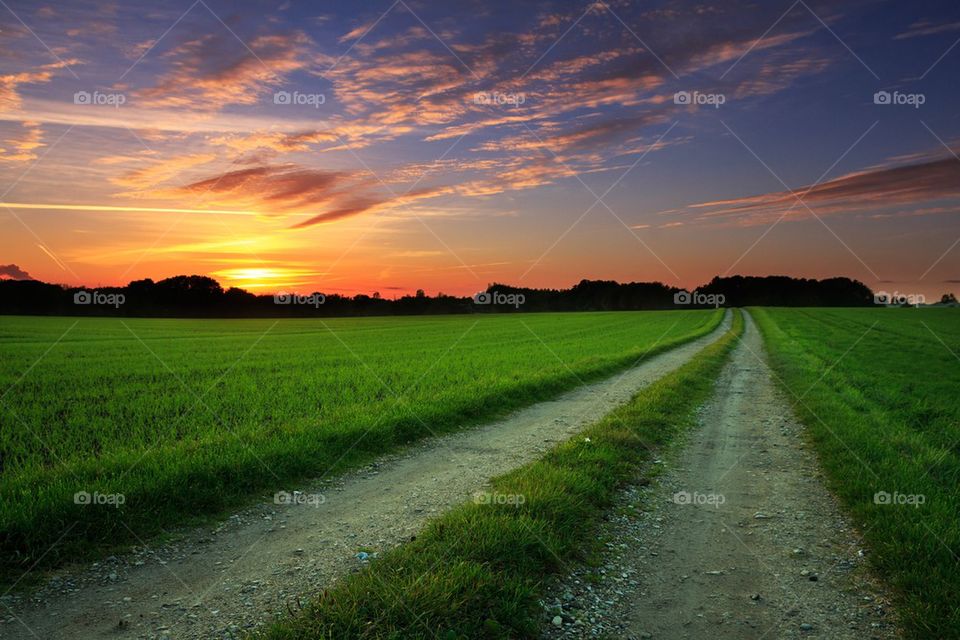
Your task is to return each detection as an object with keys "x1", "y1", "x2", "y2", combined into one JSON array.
[{"x1": 0, "y1": 273, "x2": 882, "y2": 317}]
